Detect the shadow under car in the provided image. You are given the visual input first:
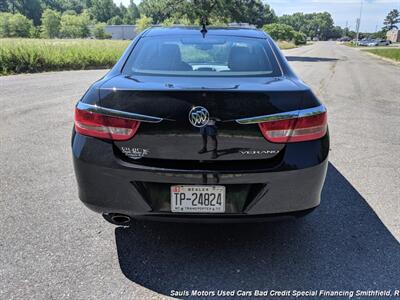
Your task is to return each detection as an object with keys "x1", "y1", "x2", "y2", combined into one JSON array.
[{"x1": 114, "y1": 163, "x2": 399, "y2": 297}]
